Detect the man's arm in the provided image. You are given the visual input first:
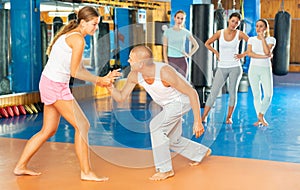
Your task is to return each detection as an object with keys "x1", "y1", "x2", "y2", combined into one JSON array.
[
  {"x1": 107, "y1": 71, "x2": 137, "y2": 102},
  {"x1": 161, "y1": 66, "x2": 204, "y2": 138}
]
